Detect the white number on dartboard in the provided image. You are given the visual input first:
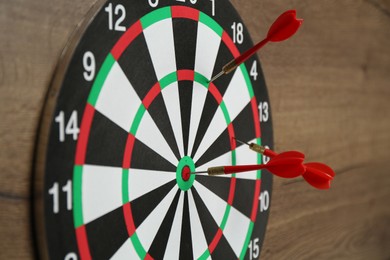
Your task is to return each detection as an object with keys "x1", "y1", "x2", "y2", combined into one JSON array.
[
  {"x1": 55, "y1": 111, "x2": 80, "y2": 142},
  {"x1": 248, "y1": 237, "x2": 260, "y2": 260},
  {"x1": 231, "y1": 22, "x2": 244, "y2": 44},
  {"x1": 148, "y1": 0, "x2": 159, "y2": 7},
  {"x1": 105, "y1": 3, "x2": 126, "y2": 32},
  {"x1": 176, "y1": 0, "x2": 197, "y2": 3},
  {"x1": 259, "y1": 190, "x2": 270, "y2": 212},
  {"x1": 48, "y1": 180, "x2": 72, "y2": 214},
  {"x1": 250, "y1": 61, "x2": 258, "y2": 80},
  {"x1": 83, "y1": 51, "x2": 95, "y2": 81},
  {"x1": 64, "y1": 252, "x2": 78, "y2": 260},
  {"x1": 149, "y1": 0, "x2": 213, "y2": 14},
  {"x1": 258, "y1": 101, "x2": 269, "y2": 122},
  {"x1": 210, "y1": 0, "x2": 216, "y2": 16}
]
